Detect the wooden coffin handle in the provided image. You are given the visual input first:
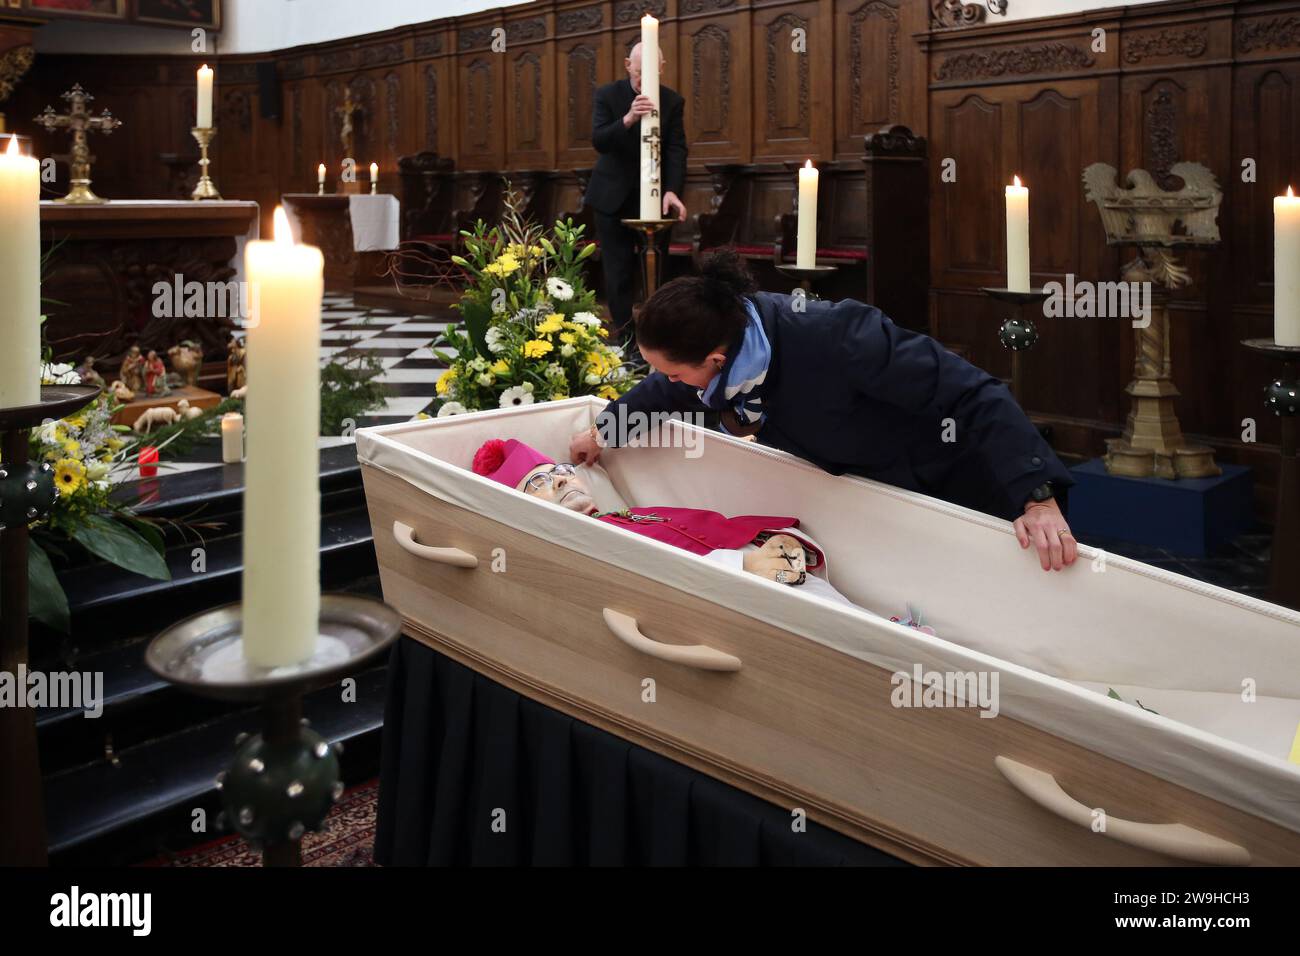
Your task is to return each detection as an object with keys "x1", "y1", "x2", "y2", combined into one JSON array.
[
  {"x1": 602, "y1": 608, "x2": 742, "y2": 672},
  {"x1": 392, "y1": 520, "x2": 478, "y2": 568},
  {"x1": 994, "y1": 756, "x2": 1251, "y2": 866}
]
